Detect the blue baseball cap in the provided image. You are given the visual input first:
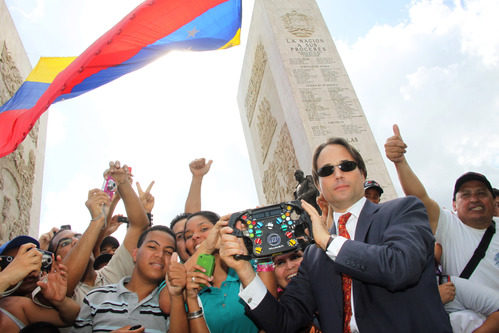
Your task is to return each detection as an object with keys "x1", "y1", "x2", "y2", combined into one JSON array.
[{"x1": 0, "y1": 235, "x2": 40, "y2": 255}]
